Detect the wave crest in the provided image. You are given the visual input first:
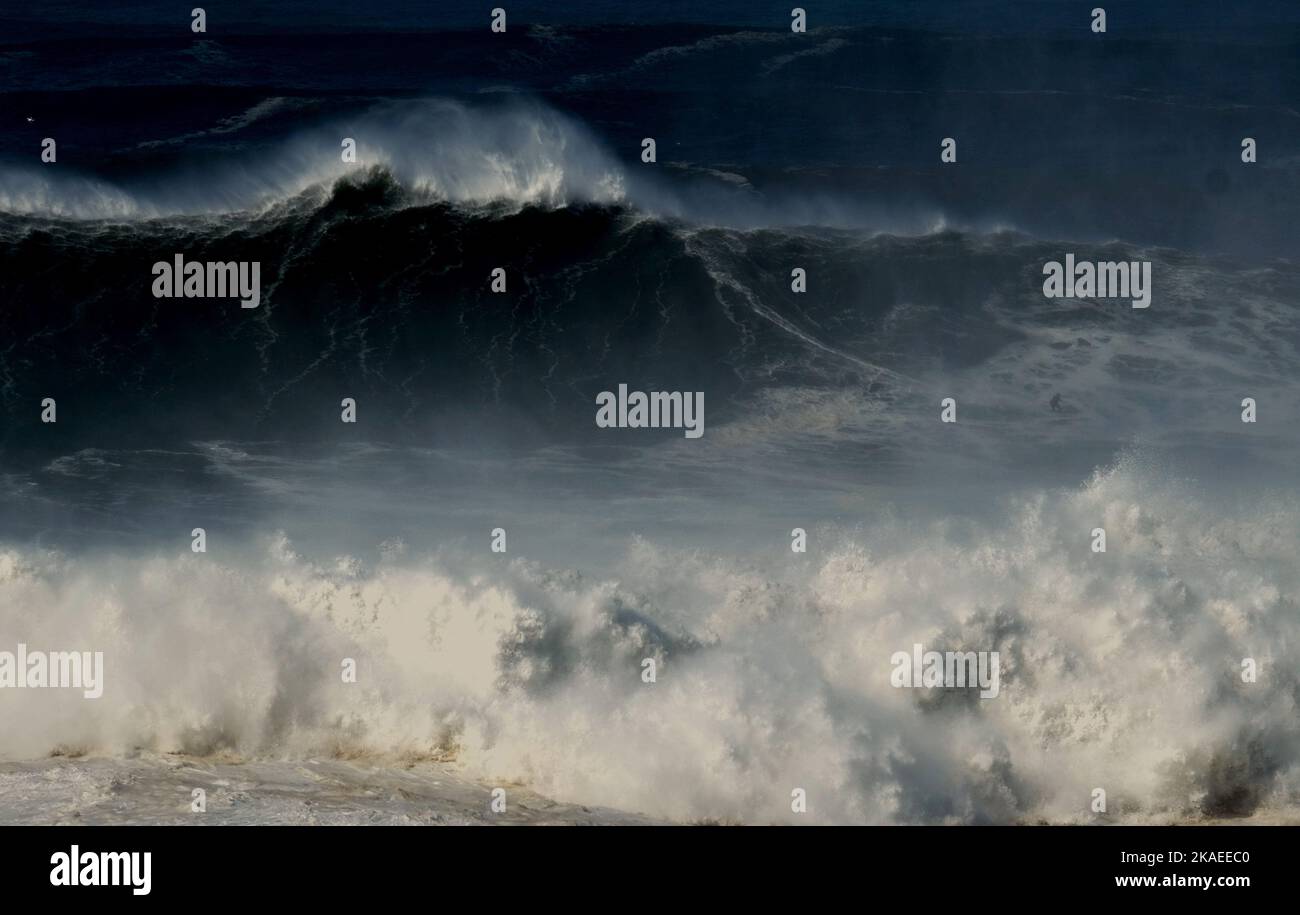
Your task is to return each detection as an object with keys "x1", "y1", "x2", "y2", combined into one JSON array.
[{"x1": 0, "y1": 98, "x2": 630, "y2": 220}]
